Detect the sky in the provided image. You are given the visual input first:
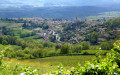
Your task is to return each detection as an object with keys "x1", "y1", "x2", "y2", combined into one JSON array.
[{"x1": 0, "y1": 0, "x2": 120, "y2": 7}]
